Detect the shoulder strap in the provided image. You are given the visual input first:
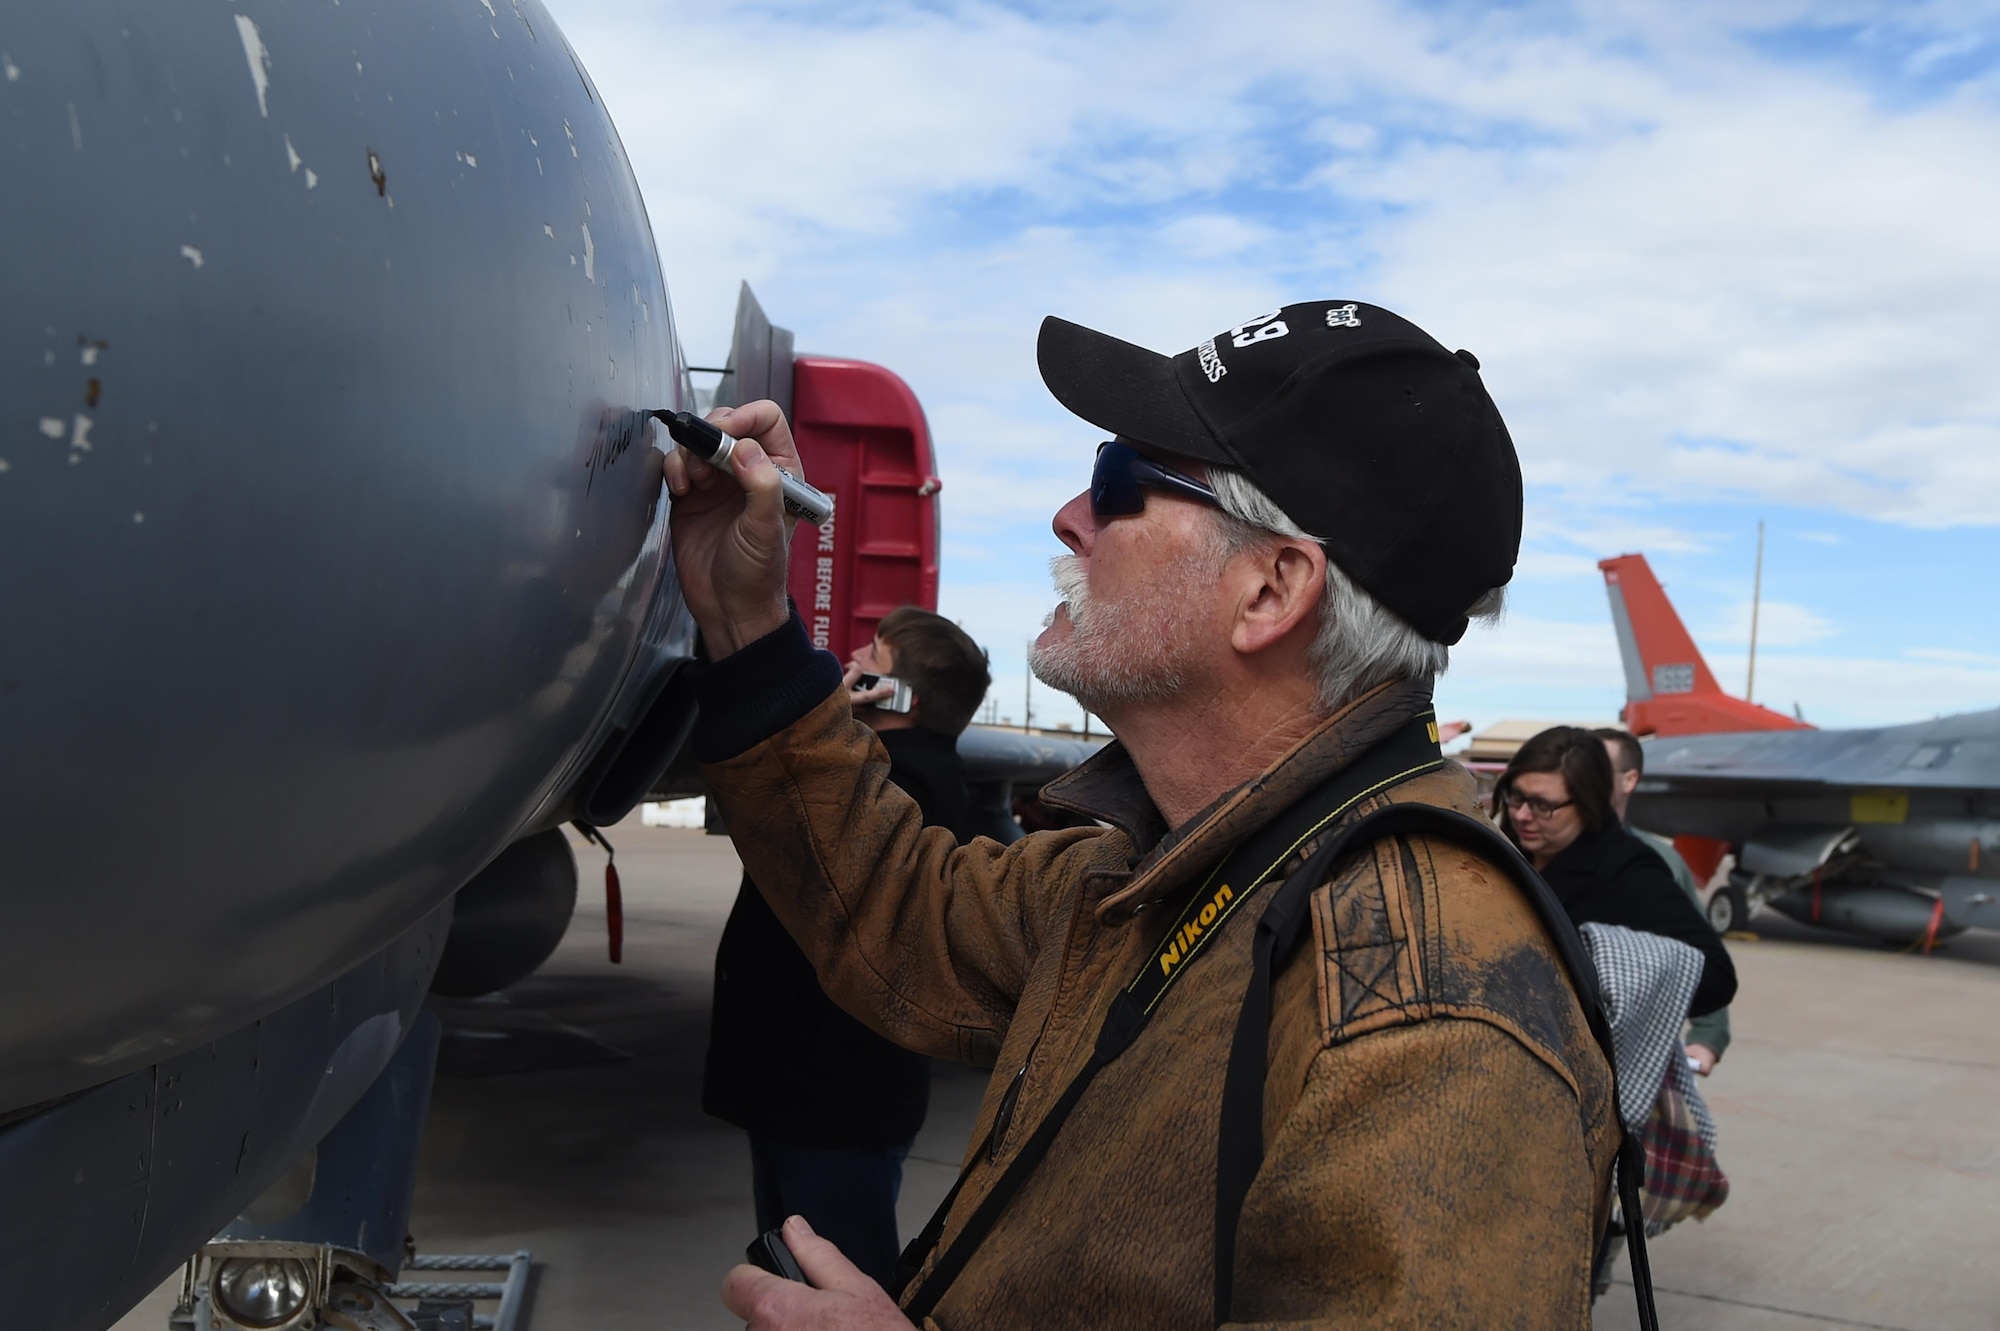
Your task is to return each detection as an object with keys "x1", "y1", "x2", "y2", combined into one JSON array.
[
  {"x1": 1212, "y1": 804, "x2": 1658, "y2": 1331},
  {"x1": 894, "y1": 712, "x2": 1446, "y2": 1319}
]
